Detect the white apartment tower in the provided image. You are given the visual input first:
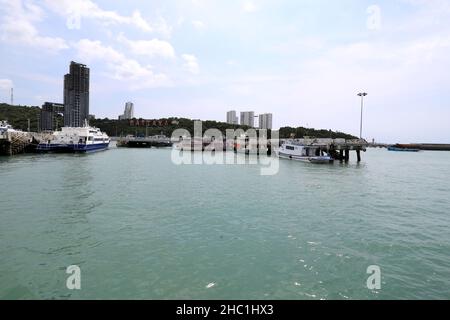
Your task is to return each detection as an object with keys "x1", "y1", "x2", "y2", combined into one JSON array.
[
  {"x1": 259, "y1": 113, "x2": 273, "y2": 130},
  {"x1": 240, "y1": 111, "x2": 255, "y2": 127},
  {"x1": 226, "y1": 110, "x2": 238, "y2": 124},
  {"x1": 119, "y1": 101, "x2": 134, "y2": 120}
]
